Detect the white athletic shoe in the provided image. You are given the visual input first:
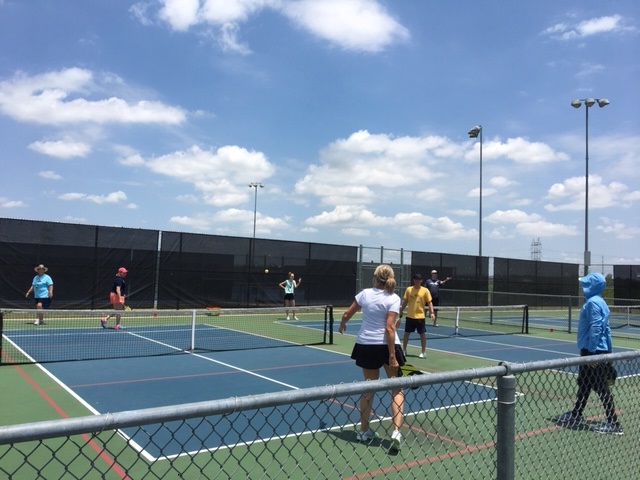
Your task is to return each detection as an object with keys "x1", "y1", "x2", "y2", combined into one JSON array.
[
  {"x1": 356, "y1": 429, "x2": 377, "y2": 443},
  {"x1": 418, "y1": 352, "x2": 425, "y2": 359},
  {"x1": 391, "y1": 430, "x2": 403, "y2": 451},
  {"x1": 286, "y1": 315, "x2": 290, "y2": 321},
  {"x1": 294, "y1": 315, "x2": 299, "y2": 321},
  {"x1": 33, "y1": 319, "x2": 41, "y2": 325}
]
